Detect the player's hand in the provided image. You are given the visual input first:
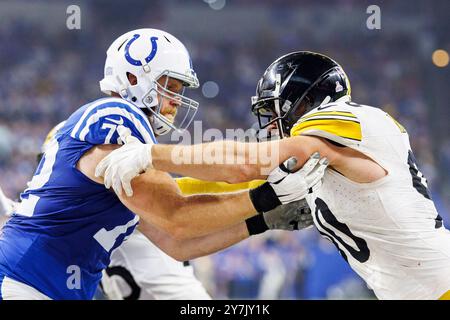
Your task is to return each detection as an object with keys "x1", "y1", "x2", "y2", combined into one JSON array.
[
  {"x1": 267, "y1": 152, "x2": 327, "y2": 204},
  {"x1": 245, "y1": 199, "x2": 313, "y2": 235},
  {"x1": 95, "y1": 126, "x2": 153, "y2": 197},
  {"x1": 263, "y1": 199, "x2": 313, "y2": 231},
  {"x1": 249, "y1": 152, "x2": 328, "y2": 213}
]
